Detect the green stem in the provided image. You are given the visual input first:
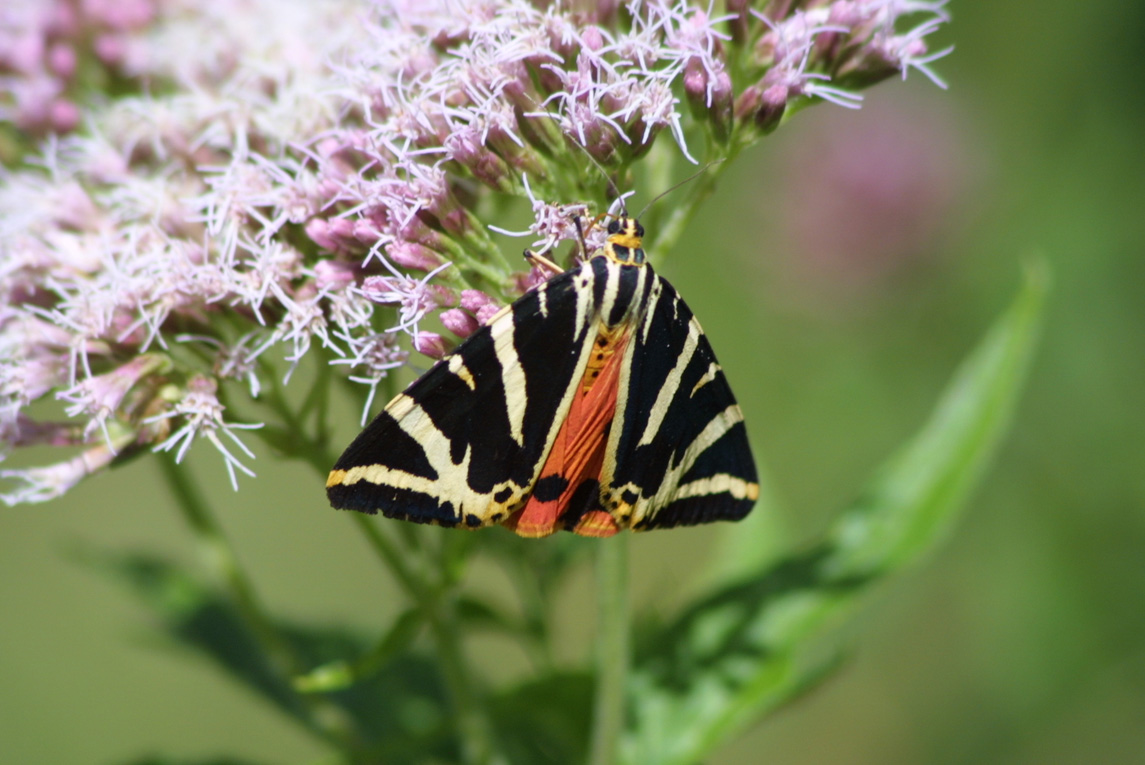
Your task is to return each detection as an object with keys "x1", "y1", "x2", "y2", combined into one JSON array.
[
  {"x1": 289, "y1": 351, "x2": 496, "y2": 760},
  {"x1": 427, "y1": 587, "x2": 497, "y2": 765},
  {"x1": 251, "y1": 359, "x2": 434, "y2": 603},
  {"x1": 158, "y1": 455, "x2": 357, "y2": 749},
  {"x1": 160, "y1": 455, "x2": 291, "y2": 667},
  {"x1": 332, "y1": 478, "x2": 497, "y2": 762},
  {"x1": 588, "y1": 535, "x2": 630, "y2": 765},
  {"x1": 351, "y1": 513, "x2": 427, "y2": 600},
  {"x1": 513, "y1": 556, "x2": 555, "y2": 672},
  {"x1": 359, "y1": 515, "x2": 494, "y2": 763}
]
